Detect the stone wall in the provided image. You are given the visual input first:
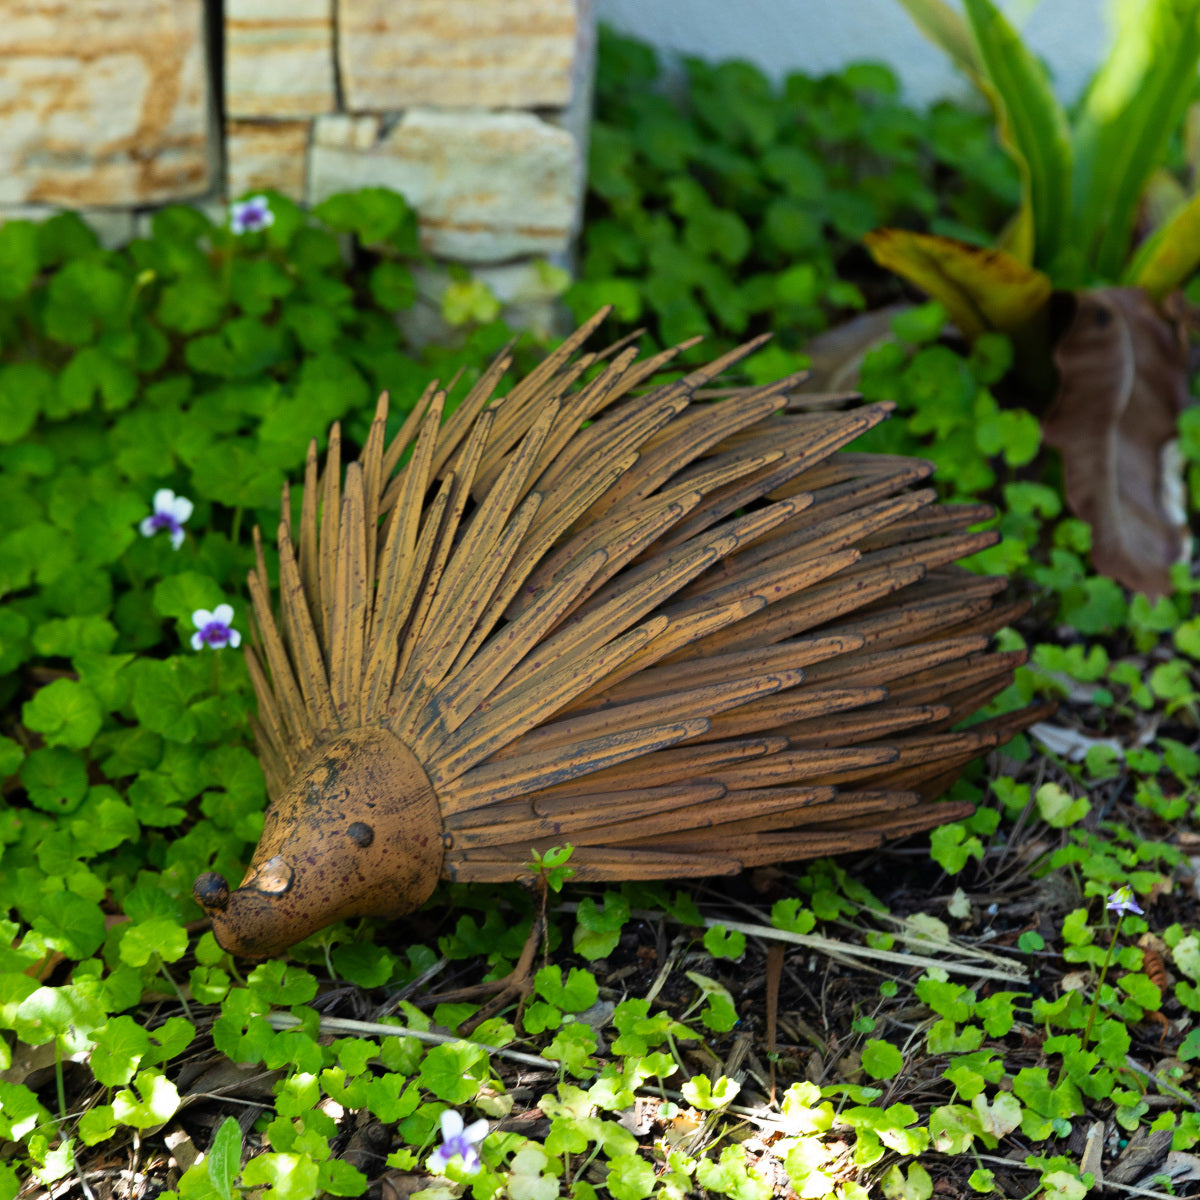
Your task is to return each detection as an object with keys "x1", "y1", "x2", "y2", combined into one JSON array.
[
  {"x1": 0, "y1": 0, "x2": 216, "y2": 245},
  {"x1": 0, "y1": 0, "x2": 594, "y2": 301},
  {"x1": 224, "y1": 0, "x2": 592, "y2": 268}
]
